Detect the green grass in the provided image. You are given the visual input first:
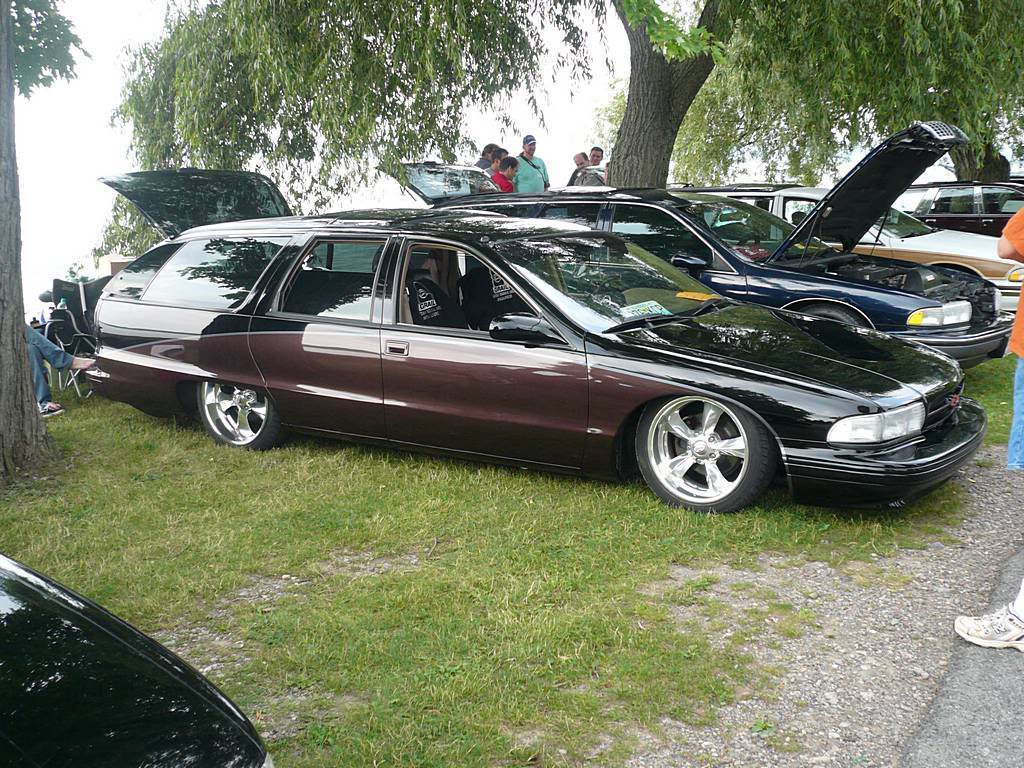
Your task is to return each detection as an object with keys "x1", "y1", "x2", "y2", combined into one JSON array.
[
  {"x1": 0, "y1": 355, "x2": 1012, "y2": 766},
  {"x1": 964, "y1": 353, "x2": 1016, "y2": 445}
]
